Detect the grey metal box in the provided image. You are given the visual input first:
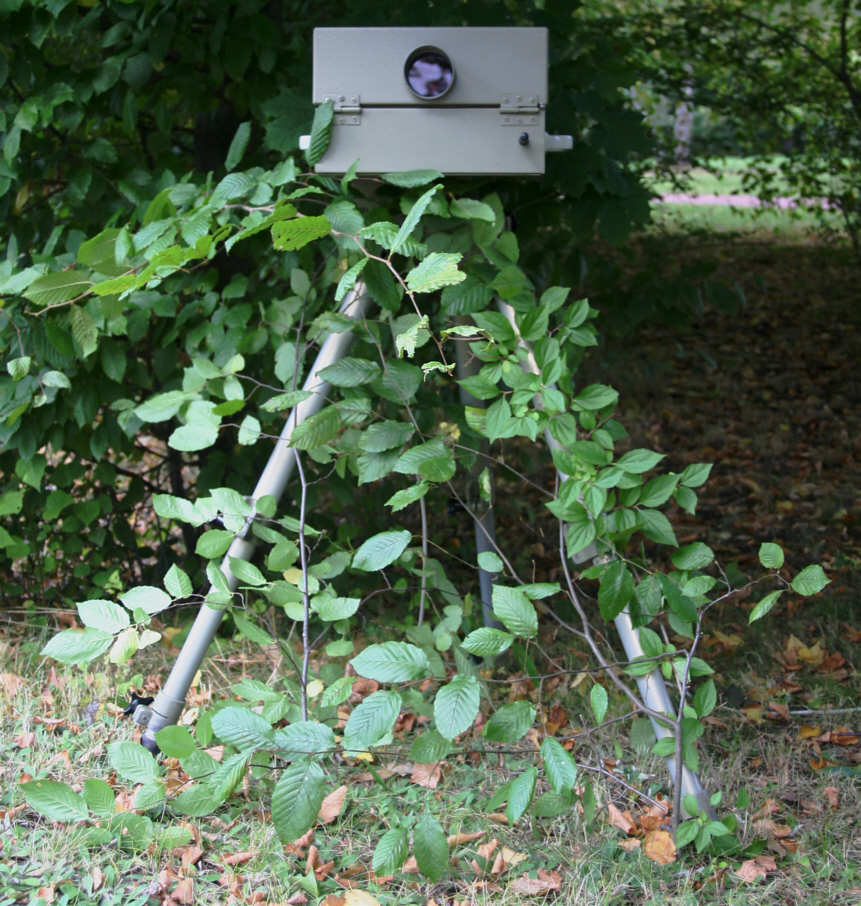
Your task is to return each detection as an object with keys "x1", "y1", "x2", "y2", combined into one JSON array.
[{"x1": 308, "y1": 27, "x2": 551, "y2": 176}]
